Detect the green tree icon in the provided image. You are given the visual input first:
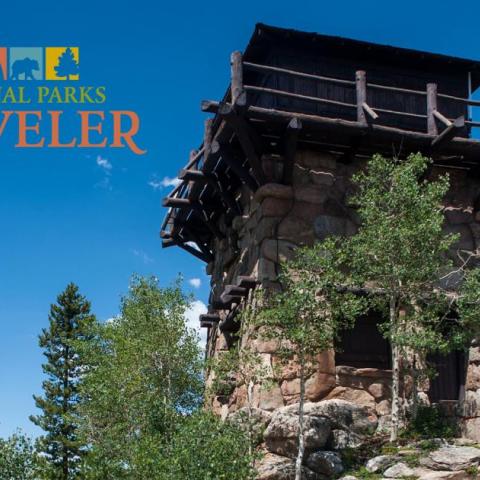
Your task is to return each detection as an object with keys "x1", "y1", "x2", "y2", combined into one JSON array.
[{"x1": 54, "y1": 47, "x2": 79, "y2": 80}]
